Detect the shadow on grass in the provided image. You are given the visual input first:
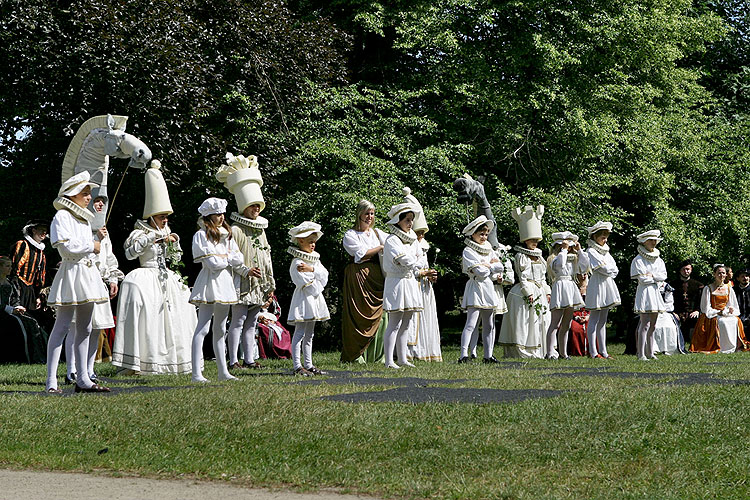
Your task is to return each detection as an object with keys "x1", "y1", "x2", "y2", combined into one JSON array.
[{"x1": 323, "y1": 387, "x2": 568, "y2": 404}]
